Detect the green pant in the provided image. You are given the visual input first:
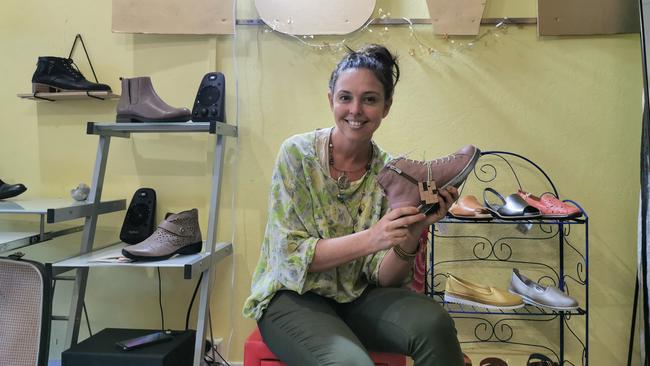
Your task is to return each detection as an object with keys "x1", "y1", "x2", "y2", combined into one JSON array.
[{"x1": 257, "y1": 287, "x2": 463, "y2": 366}]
